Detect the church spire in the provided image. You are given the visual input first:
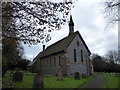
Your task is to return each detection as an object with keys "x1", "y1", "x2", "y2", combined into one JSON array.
[{"x1": 69, "y1": 15, "x2": 74, "y2": 35}]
